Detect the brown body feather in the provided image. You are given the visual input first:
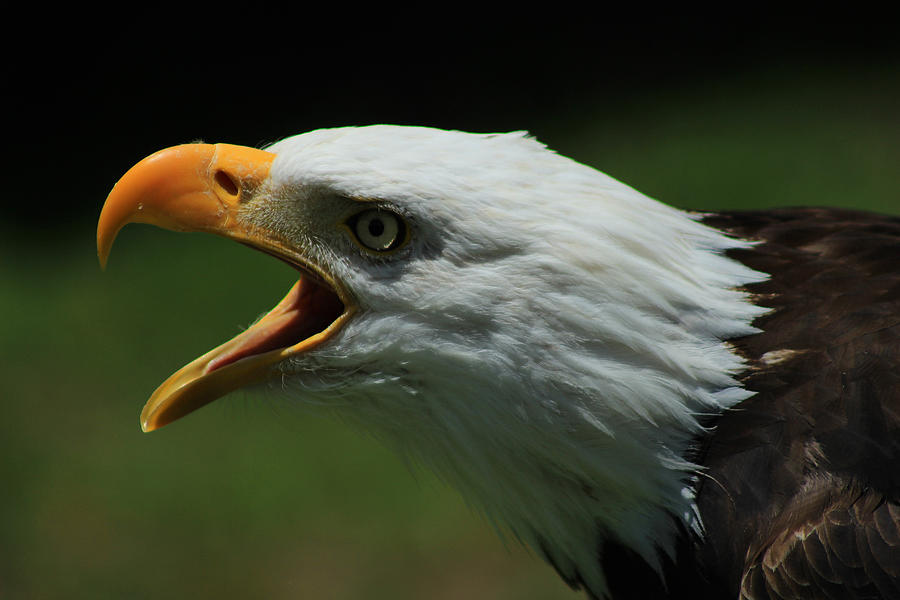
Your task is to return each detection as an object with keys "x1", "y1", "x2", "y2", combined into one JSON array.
[{"x1": 600, "y1": 208, "x2": 900, "y2": 599}]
